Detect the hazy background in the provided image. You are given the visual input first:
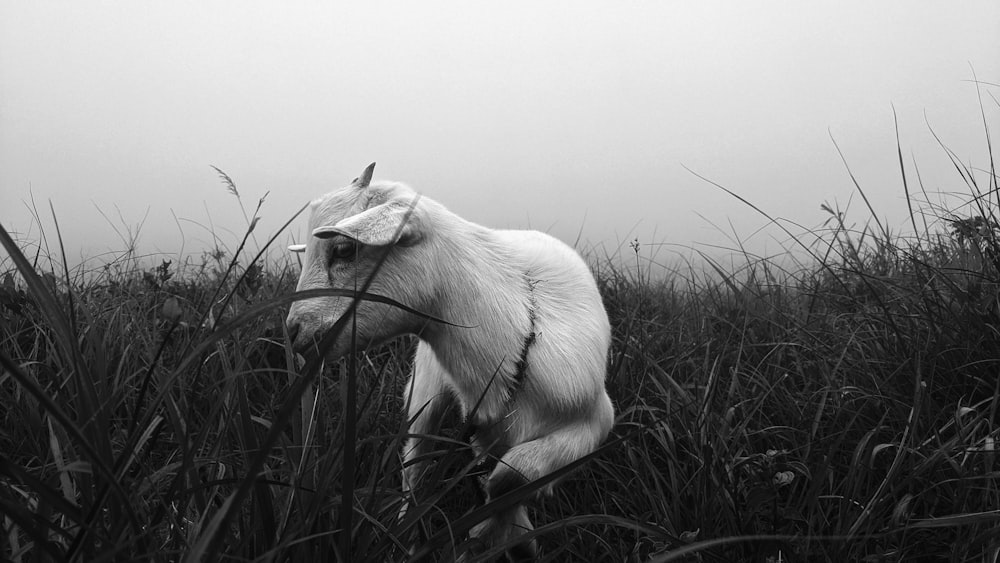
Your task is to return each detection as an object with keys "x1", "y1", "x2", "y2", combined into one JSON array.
[{"x1": 2, "y1": 2, "x2": 998, "y2": 272}]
